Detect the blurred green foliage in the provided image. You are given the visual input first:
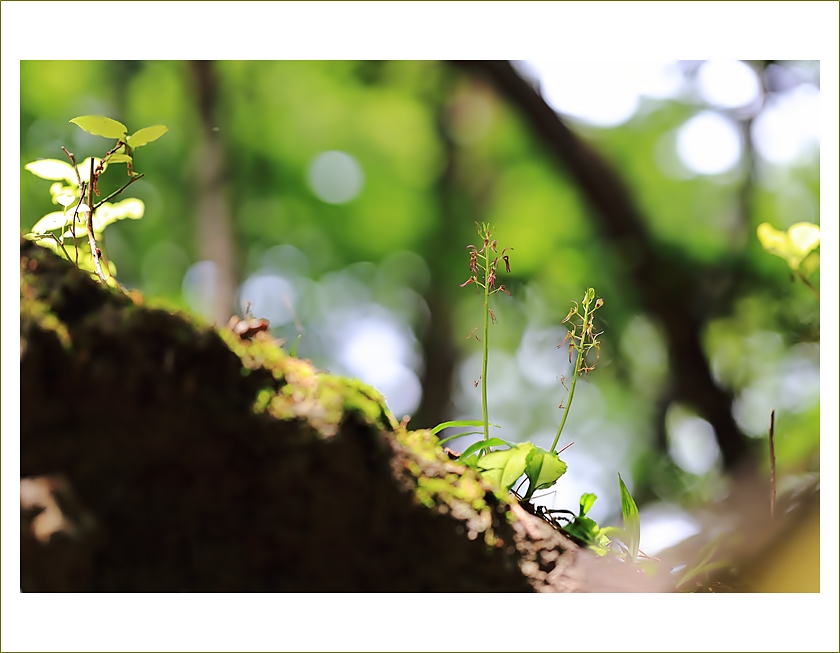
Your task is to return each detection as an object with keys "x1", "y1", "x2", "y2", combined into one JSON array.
[{"x1": 20, "y1": 60, "x2": 820, "y2": 527}]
